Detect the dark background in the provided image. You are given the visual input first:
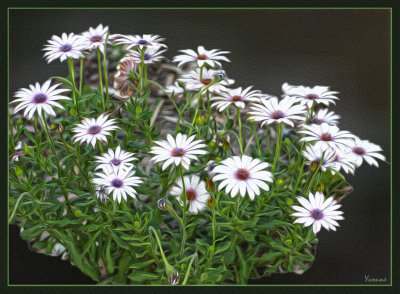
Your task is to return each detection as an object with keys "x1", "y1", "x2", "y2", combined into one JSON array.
[{"x1": 8, "y1": 9, "x2": 391, "y2": 285}]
